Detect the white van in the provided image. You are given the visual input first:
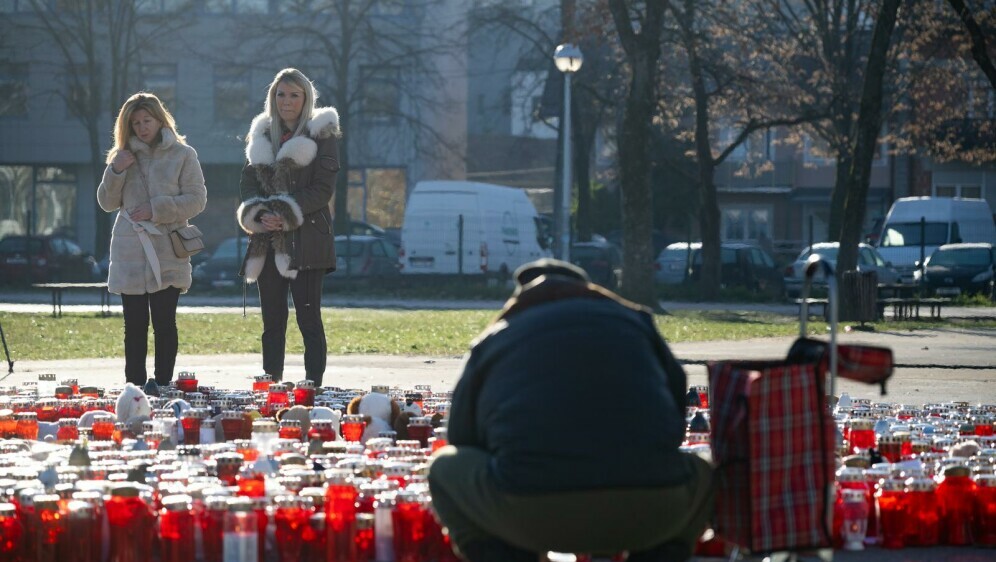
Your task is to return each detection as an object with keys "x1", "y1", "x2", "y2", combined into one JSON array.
[
  {"x1": 399, "y1": 181, "x2": 552, "y2": 278},
  {"x1": 876, "y1": 196, "x2": 996, "y2": 283}
]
